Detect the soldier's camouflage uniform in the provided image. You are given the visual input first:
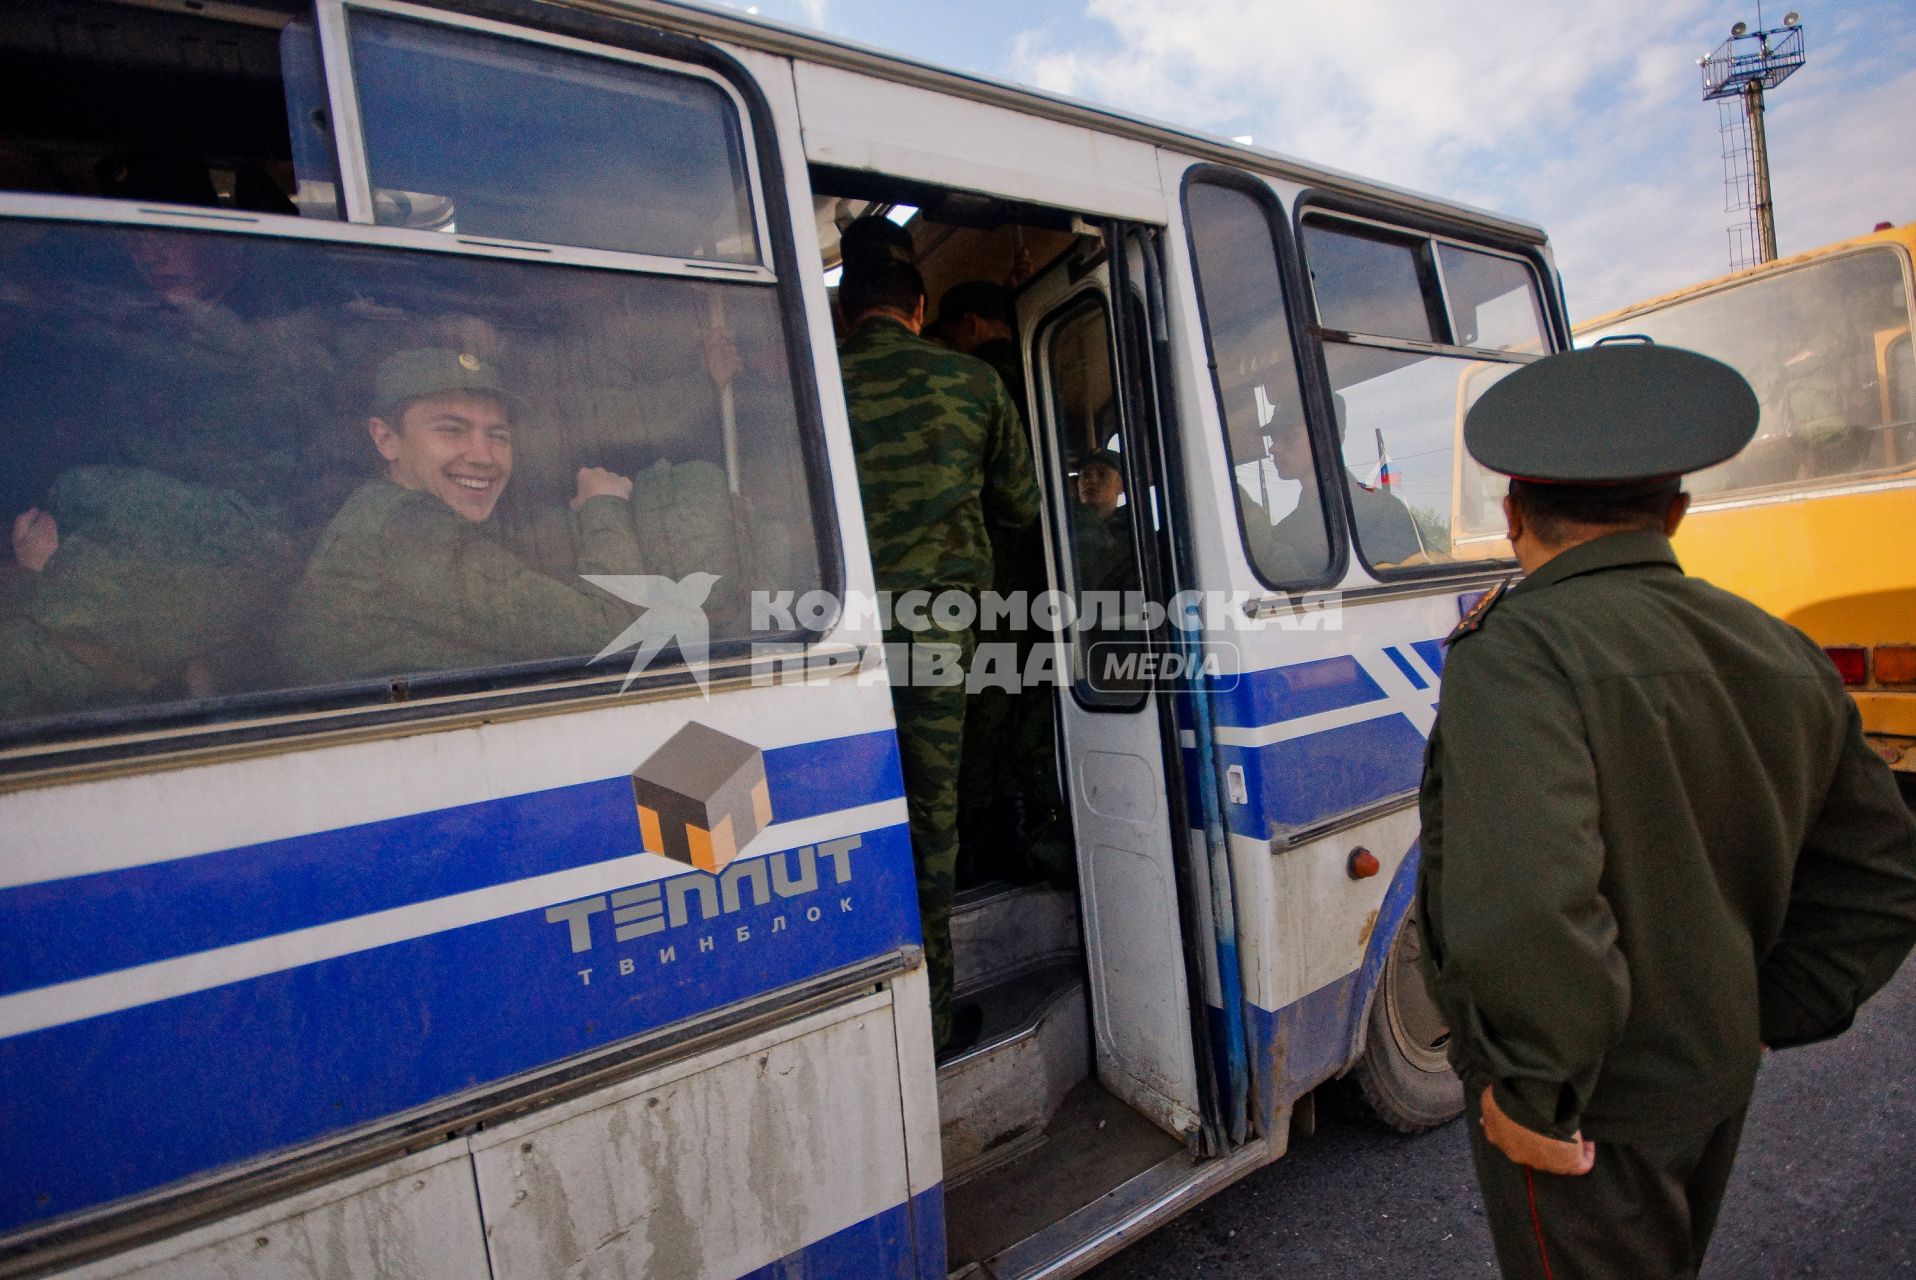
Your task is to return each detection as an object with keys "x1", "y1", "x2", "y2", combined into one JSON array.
[
  {"x1": 511, "y1": 458, "x2": 801, "y2": 640},
  {"x1": 840, "y1": 316, "x2": 1041, "y2": 1045},
  {"x1": 0, "y1": 466, "x2": 296, "y2": 721},
  {"x1": 278, "y1": 478, "x2": 645, "y2": 684}
]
